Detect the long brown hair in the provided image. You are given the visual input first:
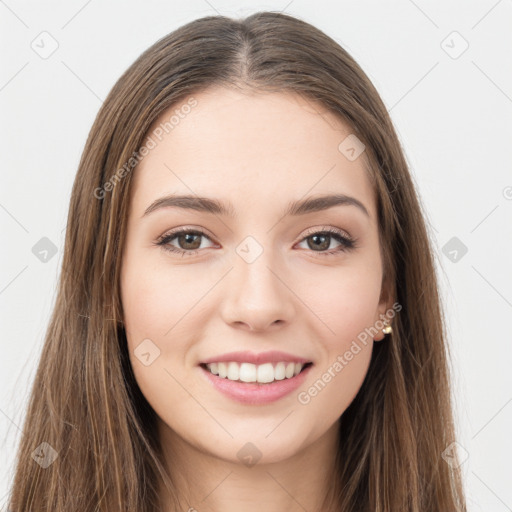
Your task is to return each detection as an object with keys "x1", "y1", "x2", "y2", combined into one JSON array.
[{"x1": 7, "y1": 11, "x2": 467, "y2": 511}]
